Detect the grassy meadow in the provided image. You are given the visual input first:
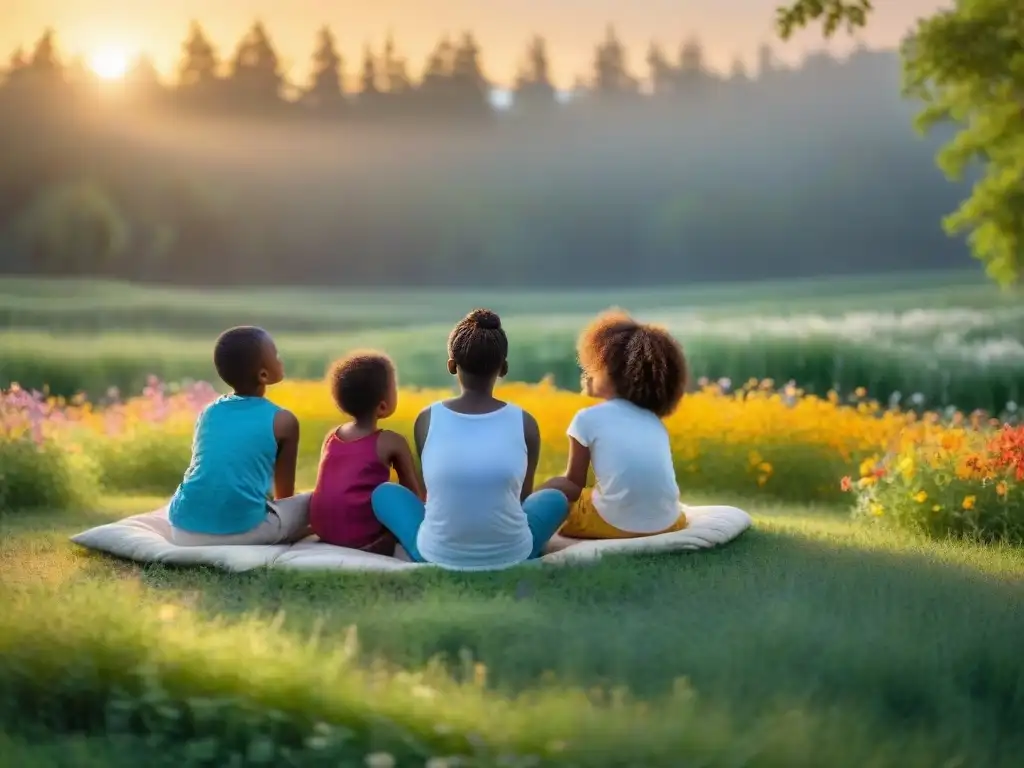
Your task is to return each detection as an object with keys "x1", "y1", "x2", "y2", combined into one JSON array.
[
  {"x1": 0, "y1": 272, "x2": 1022, "y2": 413},
  {"x1": 2, "y1": 272, "x2": 1024, "y2": 766},
  {"x1": 5, "y1": 497, "x2": 1024, "y2": 767}
]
